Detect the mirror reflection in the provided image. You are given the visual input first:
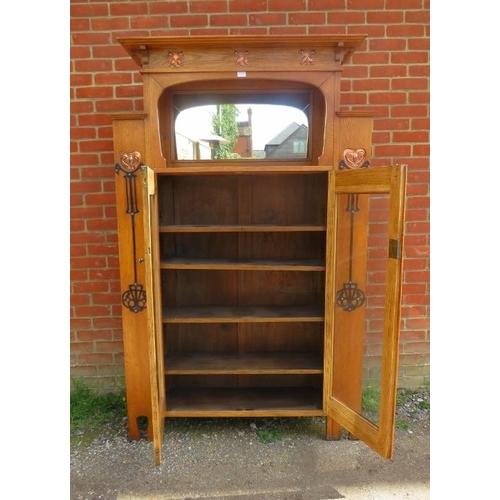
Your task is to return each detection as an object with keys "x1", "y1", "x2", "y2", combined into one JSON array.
[{"x1": 175, "y1": 104, "x2": 309, "y2": 160}]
